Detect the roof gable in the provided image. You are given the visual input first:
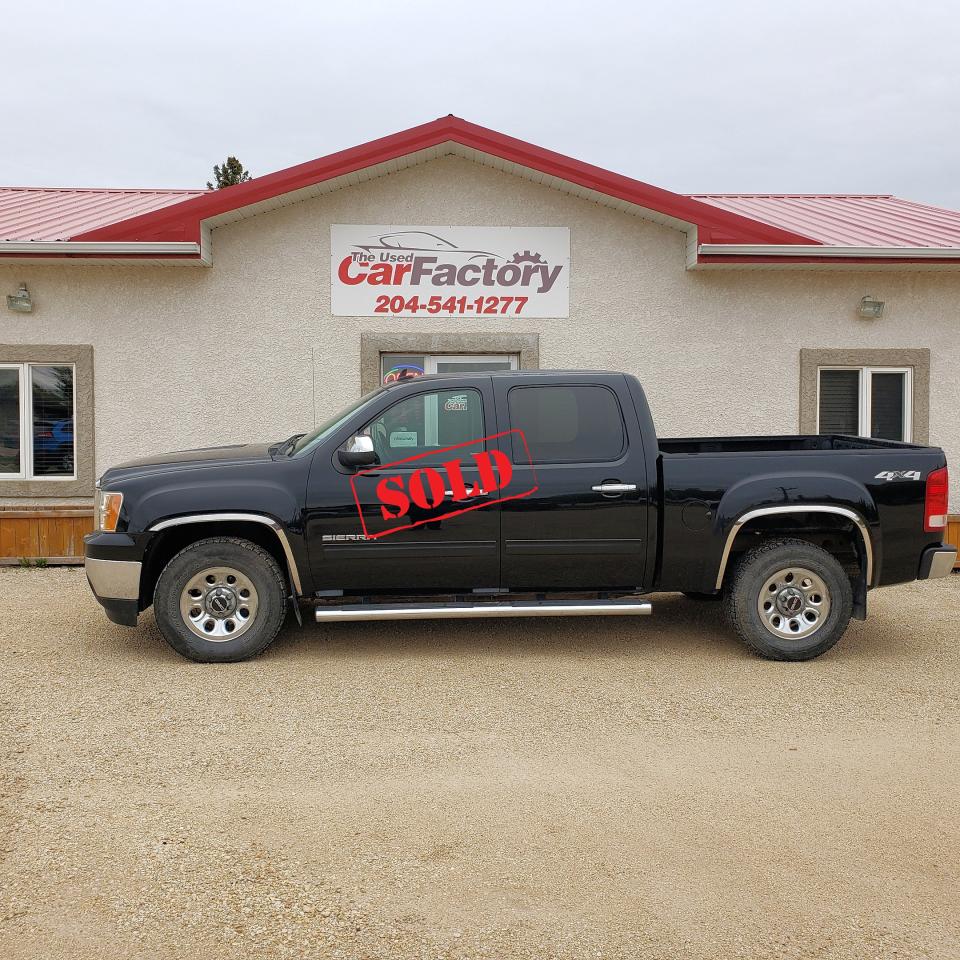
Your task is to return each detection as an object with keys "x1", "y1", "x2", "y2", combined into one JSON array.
[{"x1": 70, "y1": 116, "x2": 816, "y2": 247}]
